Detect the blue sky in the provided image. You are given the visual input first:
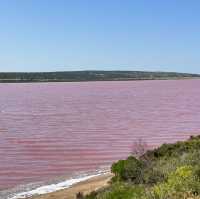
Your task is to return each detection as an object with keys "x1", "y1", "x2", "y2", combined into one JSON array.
[{"x1": 0, "y1": 0, "x2": 200, "y2": 73}]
